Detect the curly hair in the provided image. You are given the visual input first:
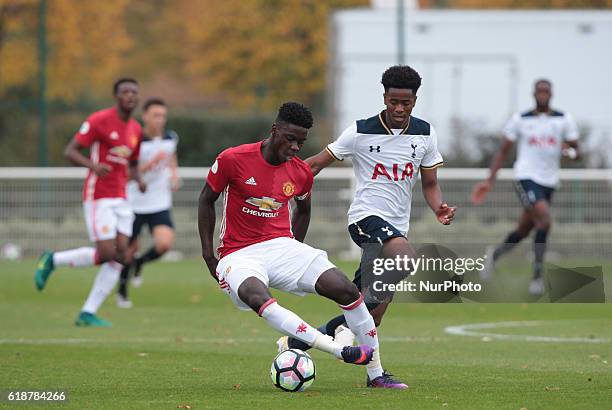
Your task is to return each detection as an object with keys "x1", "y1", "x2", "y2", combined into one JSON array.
[
  {"x1": 113, "y1": 77, "x2": 138, "y2": 95},
  {"x1": 276, "y1": 102, "x2": 313, "y2": 129},
  {"x1": 381, "y1": 65, "x2": 421, "y2": 93}
]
